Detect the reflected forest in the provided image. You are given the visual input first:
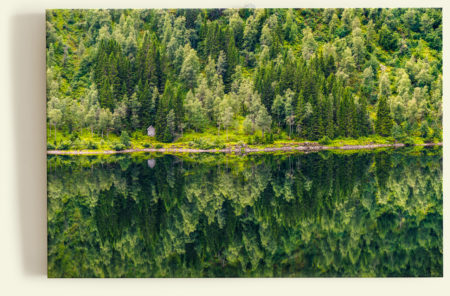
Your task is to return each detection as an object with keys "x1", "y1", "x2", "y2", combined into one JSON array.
[{"x1": 47, "y1": 148, "x2": 442, "y2": 277}]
